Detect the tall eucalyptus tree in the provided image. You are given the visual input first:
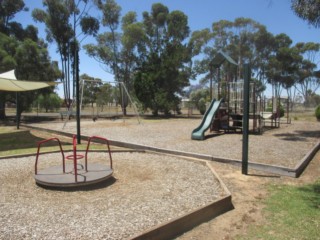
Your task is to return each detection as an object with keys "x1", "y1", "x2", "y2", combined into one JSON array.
[
  {"x1": 291, "y1": 0, "x2": 320, "y2": 28},
  {"x1": 295, "y1": 42, "x2": 320, "y2": 105},
  {"x1": 85, "y1": 0, "x2": 145, "y2": 114},
  {"x1": 32, "y1": 0, "x2": 99, "y2": 109},
  {"x1": 133, "y1": 3, "x2": 191, "y2": 115},
  {"x1": 190, "y1": 18, "x2": 264, "y2": 95}
]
